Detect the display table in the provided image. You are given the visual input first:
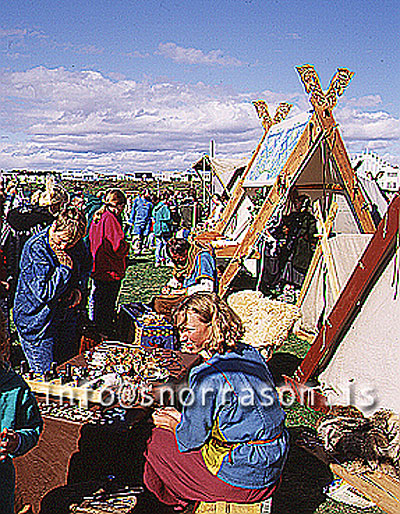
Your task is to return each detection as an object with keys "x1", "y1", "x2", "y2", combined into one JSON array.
[
  {"x1": 15, "y1": 416, "x2": 81, "y2": 513},
  {"x1": 14, "y1": 349, "x2": 199, "y2": 513}
]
